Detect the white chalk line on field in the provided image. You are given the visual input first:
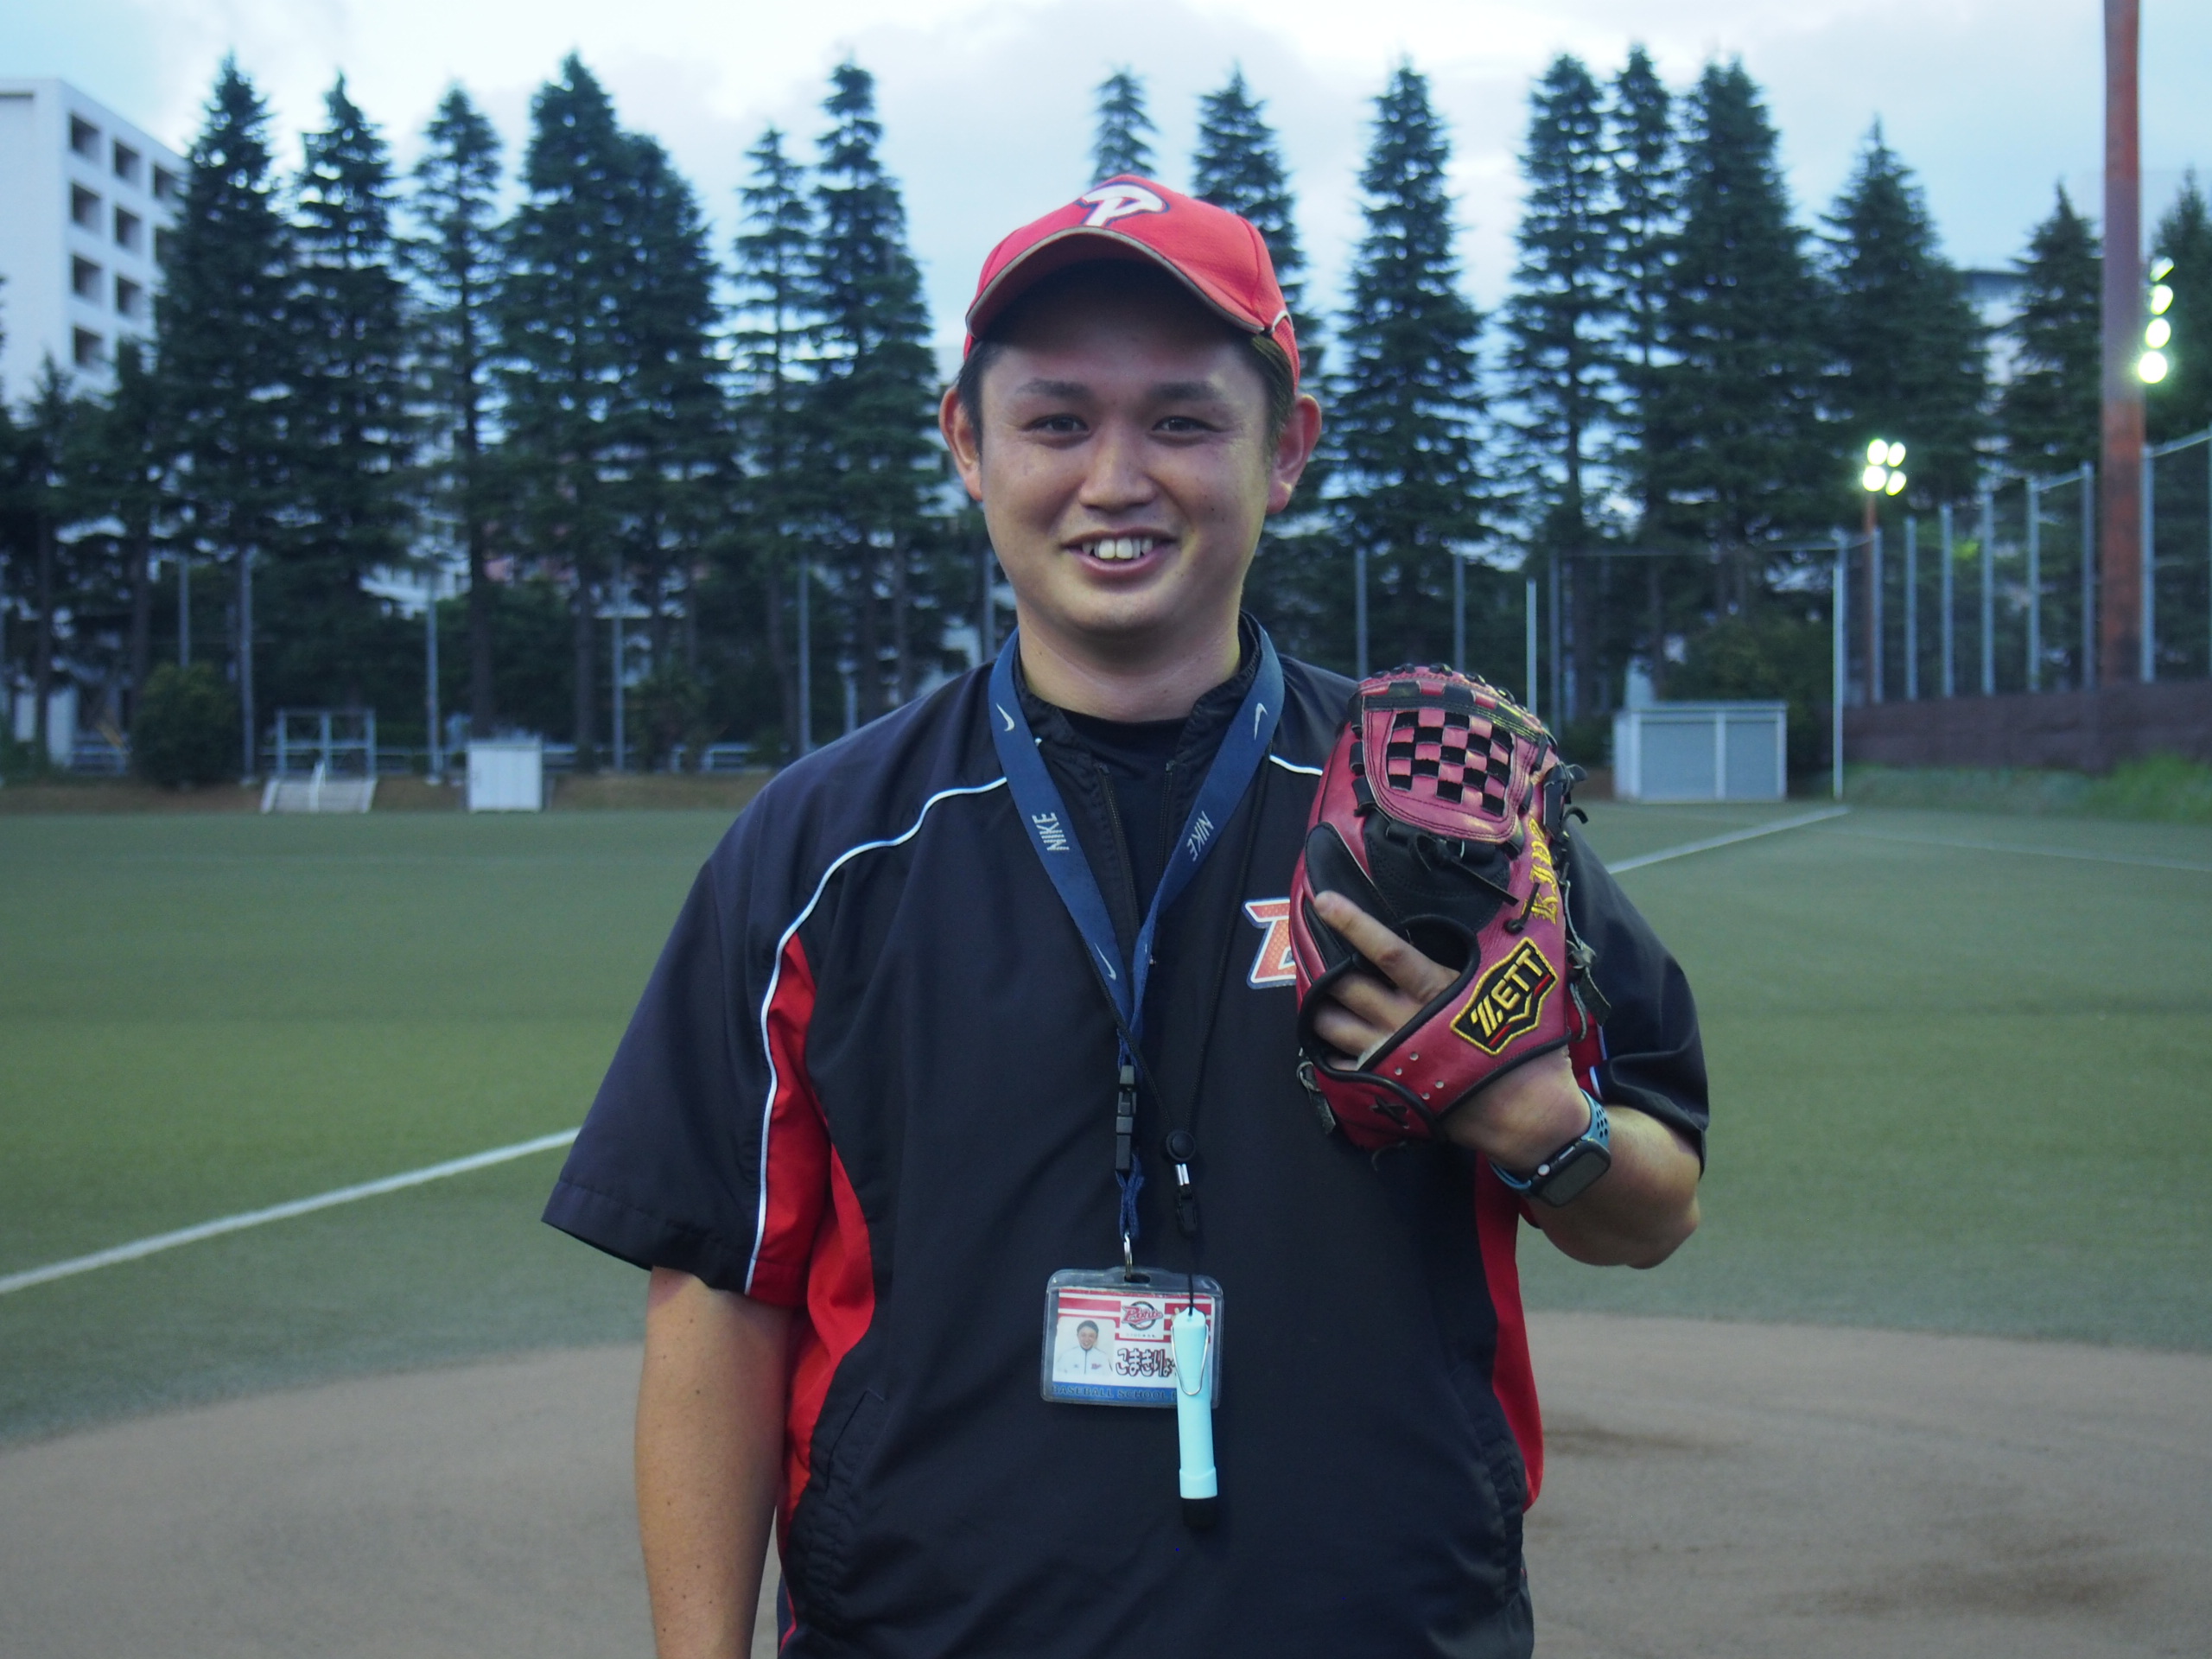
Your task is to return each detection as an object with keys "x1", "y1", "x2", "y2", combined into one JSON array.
[
  {"x1": 0, "y1": 1129, "x2": 580, "y2": 1299},
  {"x1": 1827, "y1": 827, "x2": 2212, "y2": 874},
  {"x1": 1605, "y1": 806, "x2": 1850, "y2": 873}
]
